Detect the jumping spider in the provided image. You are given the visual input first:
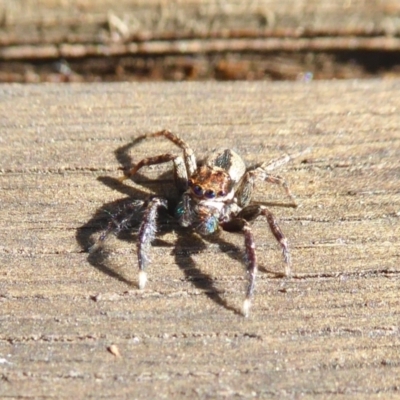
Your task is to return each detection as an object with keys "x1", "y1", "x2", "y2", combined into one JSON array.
[{"x1": 92, "y1": 130, "x2": 303, "y2": 316}]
